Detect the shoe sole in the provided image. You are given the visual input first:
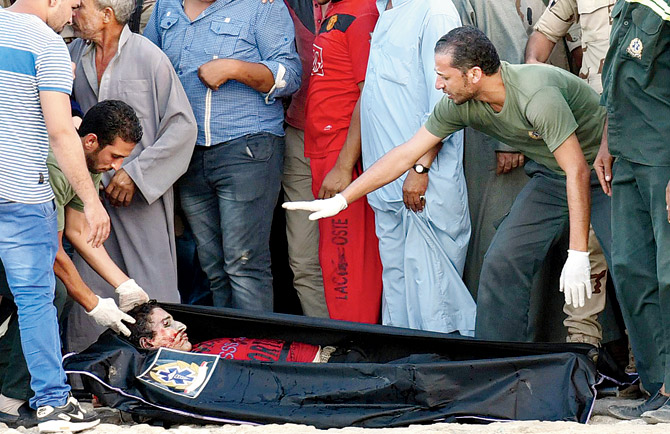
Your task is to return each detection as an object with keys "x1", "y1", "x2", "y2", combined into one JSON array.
[
  {"x1": 641, "y1": 414, "x2": 670, "y2": 424},
  {"x1": 38, "y1": 418, "x2": 100, "y2": 433},
  {"x1": 606, "y1": 409, "x2": 640, "y2": 420}
]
